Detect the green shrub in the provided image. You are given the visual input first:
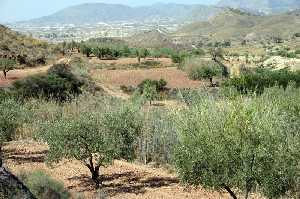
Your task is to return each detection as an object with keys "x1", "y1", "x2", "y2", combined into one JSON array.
[
  {"x1": 80, "y1": 44, "x2": 92, "y2": 57},
  {"x1": 171, "y1": 52, "x2": 188, "y2": 65},
  {"x1": 0, "y1": 98, "x2": 25, "y2": 166},
  {"x1": 295, "y1": 49, "x2": 300, "y2": 55},
  {"x1": 294, "y1": 33, "x2": 300, "y2": 37},
  {"x1": 138, "y1": 79, "x2": 167, "y2": 93},
  {"x1": 173, "y1": 88, "x2": 300, "y2": 198},
  {"x1": 184, "y1": 58, "x2": 222, "y2": 85},
  {"x1": 13, "y1": 64, "x2": 84, "y2": 102},
  {"x1": 0, "y1": 99, "x2": 24, "y2": 144},
  {"x1": 287, "y1": 52, "x2": 297, "y2": 58},
  {"x1": 191, "y1": 49, "x2": 205, "y2": 56},
  {"x1": 102, "y1": 105, "x2": 143, "y2": 161},
  {"x1": 37, "y1": 104, "x2": 143, "y2": 187},
  {"x1": 19, "y1": 170, "x2": 70, "y2": 199},
  {"x1": 224, "y1": 68, "x2": 300, "y2": 94}
]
